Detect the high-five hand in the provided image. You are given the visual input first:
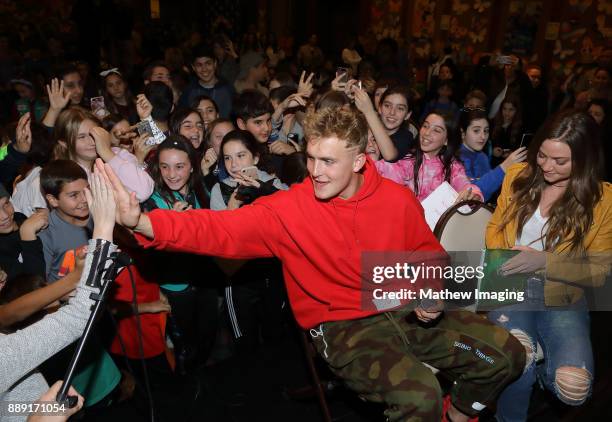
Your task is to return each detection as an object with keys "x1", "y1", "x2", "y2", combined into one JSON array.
[
  {"x1": 85, "y1": 164, "x2": 117, "y2": 241},
  {"x1": 94, "y1": 159, "x2": 141, "y2": 230}
]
